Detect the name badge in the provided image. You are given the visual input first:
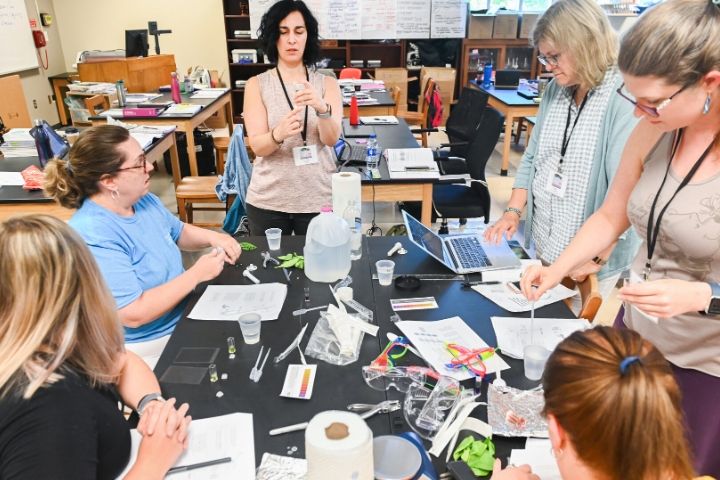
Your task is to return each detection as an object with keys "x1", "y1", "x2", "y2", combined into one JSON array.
[
  {"x1": 292, "y1": 144, "x2": 319, "y2": 166},
  {"x1": 545, "y1": 171, "x2": 567, "y2": 197}
]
